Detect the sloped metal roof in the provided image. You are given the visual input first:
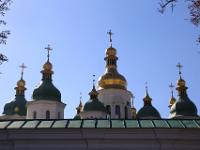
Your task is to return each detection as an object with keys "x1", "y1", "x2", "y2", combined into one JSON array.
[{"x1": 0, "y1": 119, "x2": 200, "y2": 129}]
